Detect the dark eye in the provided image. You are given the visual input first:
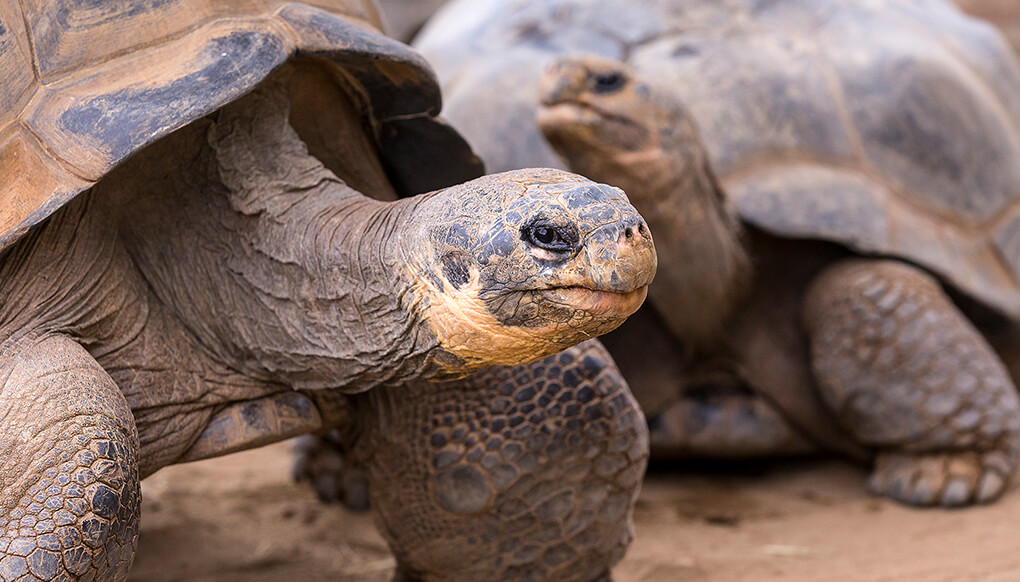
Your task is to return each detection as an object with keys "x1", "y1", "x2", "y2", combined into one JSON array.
[
  {"x1": 522, "y1": 221, "x2": 578, "y2": 254},
  {"x1": 590, "y1": 72, "x2": 626, "y2": 94}
]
